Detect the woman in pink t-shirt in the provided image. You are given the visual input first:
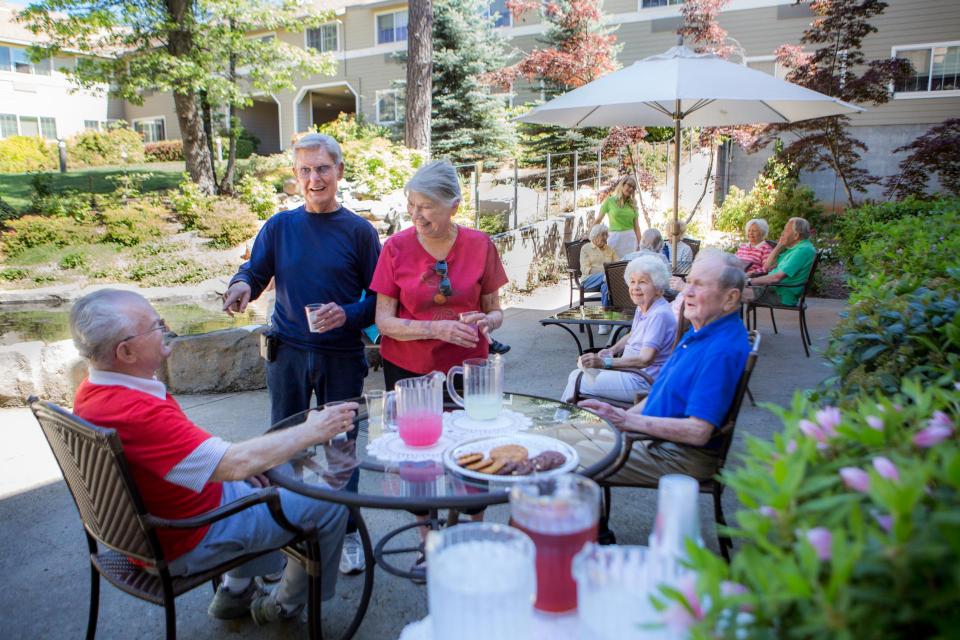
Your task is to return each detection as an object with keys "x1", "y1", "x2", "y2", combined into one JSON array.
[
  {"x1": 371, "y1": 160, "x2": 509, "y2": 389},
  {"x1": 735, "y1": 218, "x2": 773, "y2": 275}
]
